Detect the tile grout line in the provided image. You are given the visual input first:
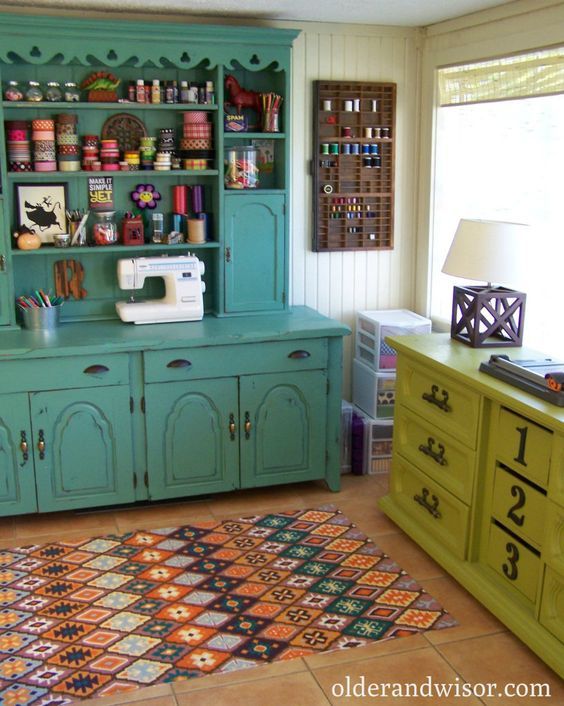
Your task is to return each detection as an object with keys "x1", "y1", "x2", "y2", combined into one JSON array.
[{"x1": 422, "y1": 635, "x2": 490, "y2": 706}]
